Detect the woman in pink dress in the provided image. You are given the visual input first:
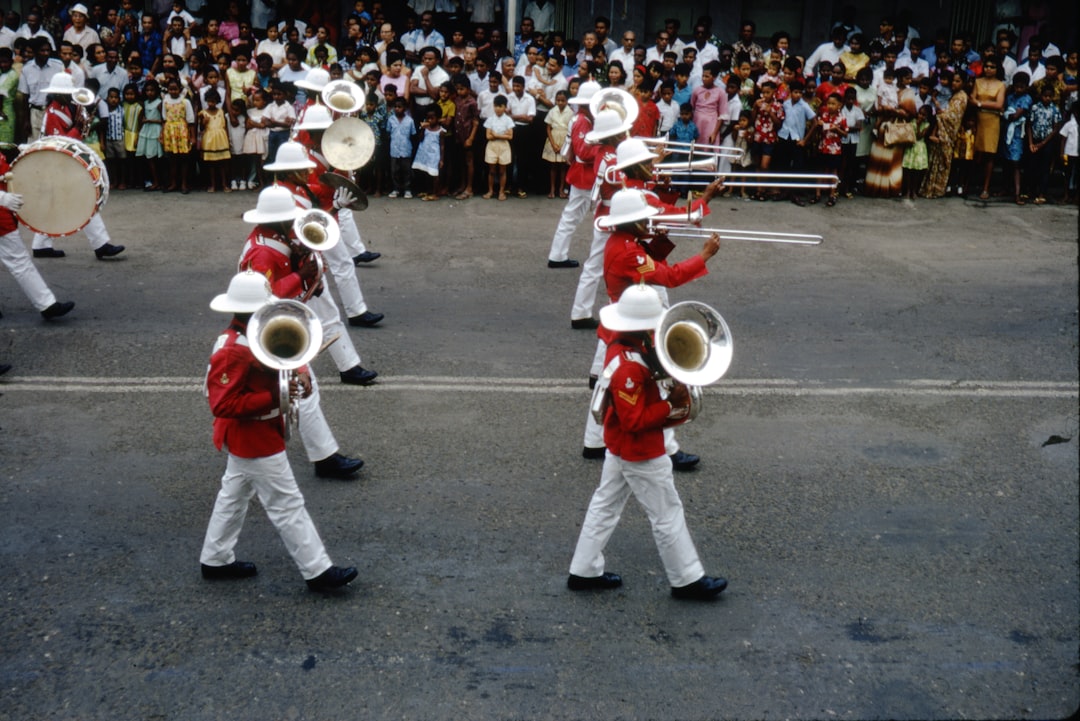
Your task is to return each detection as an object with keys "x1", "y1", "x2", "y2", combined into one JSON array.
[{"x1": 691, "y1": 60, "x2": 729, "y2": 145}]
